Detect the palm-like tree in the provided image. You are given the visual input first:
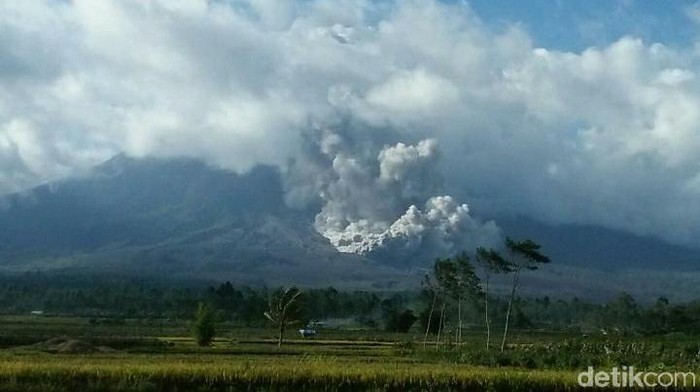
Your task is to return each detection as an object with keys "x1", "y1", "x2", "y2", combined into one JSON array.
[
  {"x1": 500, "y1": 238, "x2": 550, "y2": 352},
  {"x1": 264, "y1": 287, "x2": 303, "y2": 347}
]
